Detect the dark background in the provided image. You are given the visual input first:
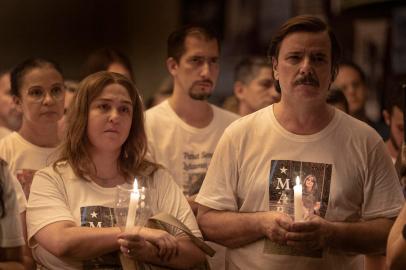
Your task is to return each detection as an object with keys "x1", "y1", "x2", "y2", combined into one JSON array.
[{"x1": 0, "y1": 0, "x2": 405, "y2": 109}]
